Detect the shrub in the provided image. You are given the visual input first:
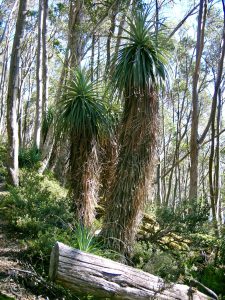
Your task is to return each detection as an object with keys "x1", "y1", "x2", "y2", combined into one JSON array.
[
  {"x1": 0, "y1": 141, "x2": 7, "y2": 181},
  {"x1": 1, "y1": 170, "x2": 71, "y2": 235},
  {"x1": 0, "y1": 170, "x2": 105, "y2": 271},
  {"x1": 19, "y1": 147, "x2": 41, "y2": 169}
]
